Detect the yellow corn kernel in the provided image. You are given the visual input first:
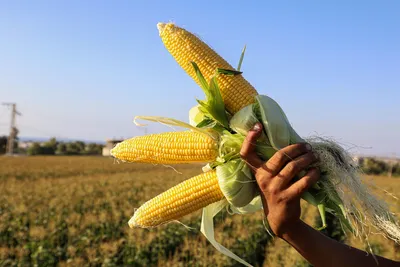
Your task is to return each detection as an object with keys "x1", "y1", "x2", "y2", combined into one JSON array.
[
  {"x1": 110, "y1": 131, "x2": 218, "y2": 164},
  {"x1": 129, "y1": 170, "x2": 224, "y2": 228},
  {"x1": 158, "y1": 22, "x2": 258, "y2": 114}
]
